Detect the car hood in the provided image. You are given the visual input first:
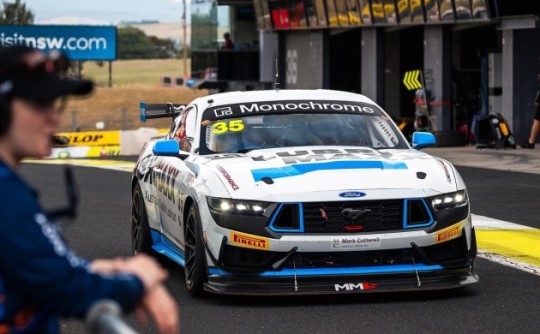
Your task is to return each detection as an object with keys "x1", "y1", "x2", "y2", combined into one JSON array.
[{"x1": 196, "y1": 146, "x2": 460, "y2": 202}]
